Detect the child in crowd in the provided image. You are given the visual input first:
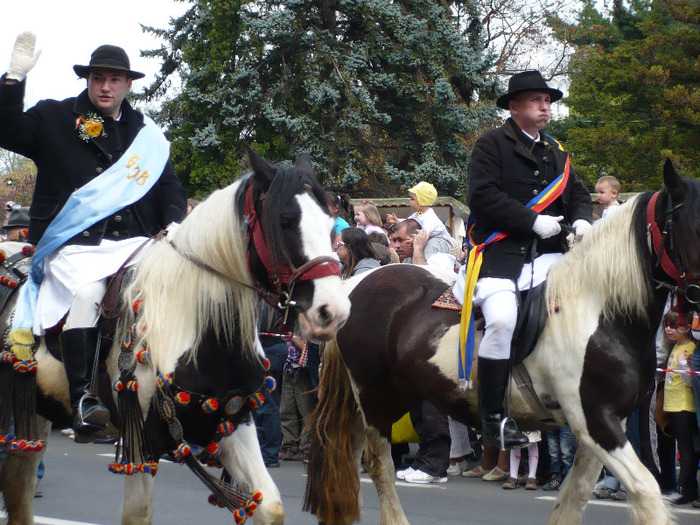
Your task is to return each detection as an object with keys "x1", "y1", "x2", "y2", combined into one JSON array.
[
  {"x1": 595, "y1": 175, "x2": 621, "y2": 218},
  {"x1": 662, "y1": 310, "x2": 699, "y2": 505},
  {"x1": 328, "y1": 192, "x2": 351, "y2": 250},
  {"x1": 354, "y1": 200, "x2": 387, "y2": 238},
  {"x1": 386, "y1": 181, "x2": 453, "y2": 253},
  {"x1": 502, "y1": 431, "x2": 540, "y2": 490}
]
